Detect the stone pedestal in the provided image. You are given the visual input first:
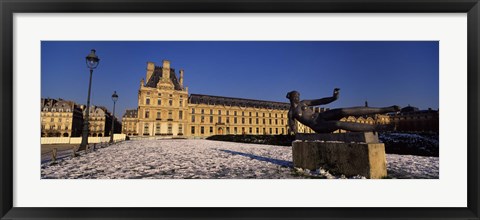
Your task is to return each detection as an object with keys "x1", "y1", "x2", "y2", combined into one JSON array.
[{"x1": 292, "y1": 133, "x2": 387, "y2": 179}]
